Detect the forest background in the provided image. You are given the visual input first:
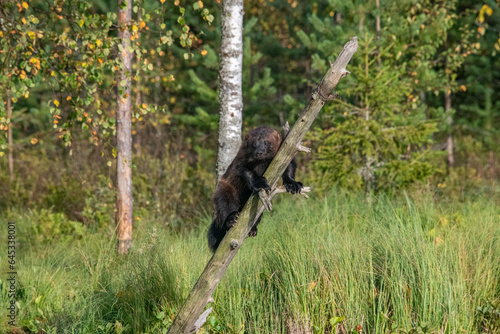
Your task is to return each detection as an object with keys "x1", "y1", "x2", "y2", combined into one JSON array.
[{"x1": 0, "y1": 0, "x2": 499, "y2": 333}]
